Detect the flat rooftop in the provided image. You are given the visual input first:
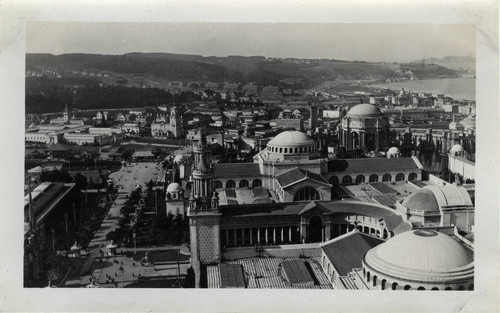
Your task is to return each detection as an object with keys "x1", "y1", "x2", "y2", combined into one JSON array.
[{"x1": 218, "y1": 187, "x2": 277, "y2": 205}]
